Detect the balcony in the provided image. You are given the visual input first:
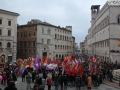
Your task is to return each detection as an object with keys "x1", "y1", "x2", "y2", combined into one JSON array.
[
  {"x1": 5, "y1": 48, "x2": 12, "y2": 52},
  {"x1": 0, "y1": 36, "x2": 14, "y2": 41}
]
